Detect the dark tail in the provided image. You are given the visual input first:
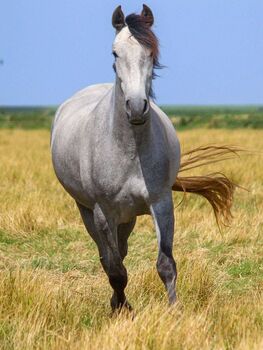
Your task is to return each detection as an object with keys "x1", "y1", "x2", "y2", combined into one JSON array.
[{"x1": 173, "y1": 145, "x2": 244, "y2": 226}]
